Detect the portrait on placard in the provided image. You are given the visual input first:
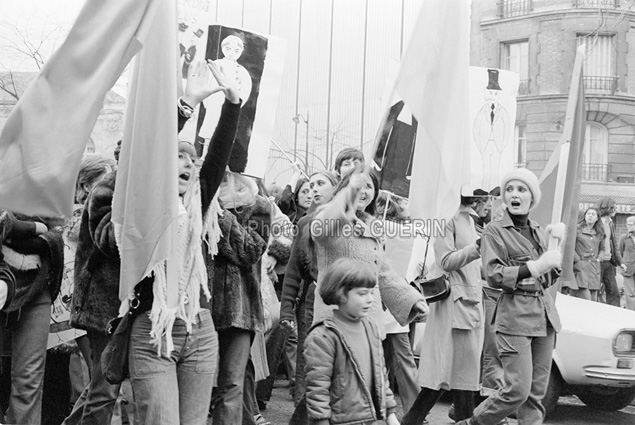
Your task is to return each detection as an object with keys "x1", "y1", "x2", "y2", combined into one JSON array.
[{"x1": 194, "y1": 24, "x2": 286, "y2": 178}]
